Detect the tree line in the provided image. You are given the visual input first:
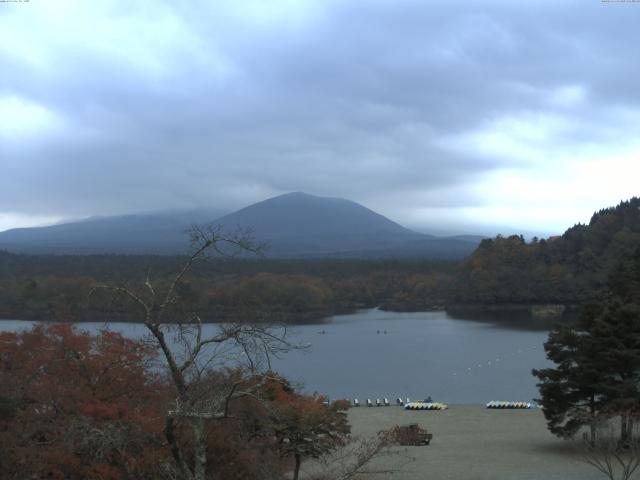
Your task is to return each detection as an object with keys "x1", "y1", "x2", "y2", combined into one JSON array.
[
  {"x1": 0, "y1": 253, "x2": 455, "y2": 323},
  {"x1": 451, "y1": 198, "x2": 640, "y2": 306}
]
